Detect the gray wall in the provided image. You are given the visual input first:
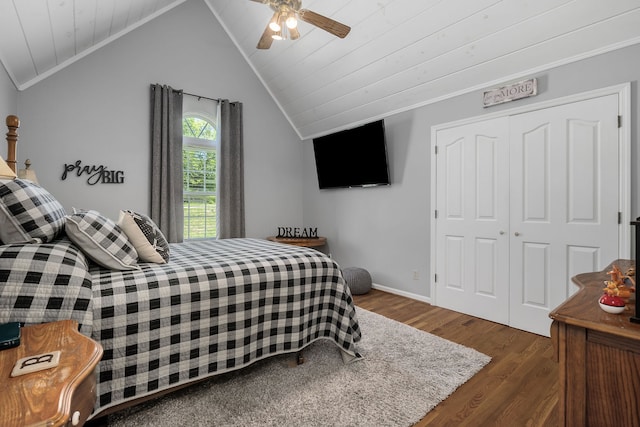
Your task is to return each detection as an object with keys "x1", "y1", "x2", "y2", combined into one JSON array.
[
  {"x1": 302, "y1": 44, "x2": 639, "y2": 300},
  {"x1": 0, "y1": 64, "x2": 17, "y2": 138},
  {"x1": 15, "y1": 0, "x2": 303, "y2": 238}
]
